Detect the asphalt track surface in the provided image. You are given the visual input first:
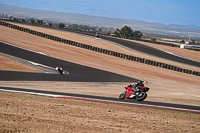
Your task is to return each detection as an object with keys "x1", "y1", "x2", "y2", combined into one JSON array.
[
  {"x1": 72, "y1": 31, "x2": 200, "y2": 67},
  {"x1": 0, "y1": 86, "x2": 199, "y2": 113},
  {"x1": 0, "y1": 41, "x2": 136, "y2": 82}
]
